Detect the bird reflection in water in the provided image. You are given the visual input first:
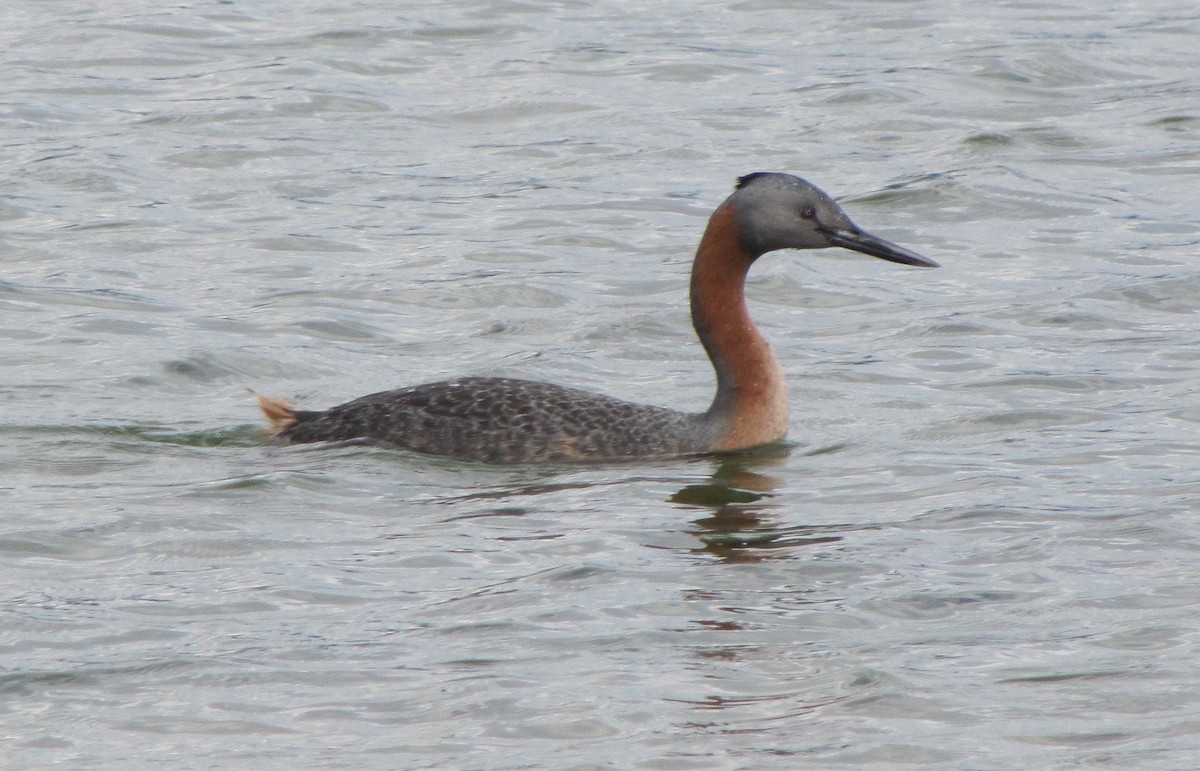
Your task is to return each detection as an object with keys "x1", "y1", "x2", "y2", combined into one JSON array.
[{"x1": 671, "y1": 451, "x2": 850, "y2": 563}]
